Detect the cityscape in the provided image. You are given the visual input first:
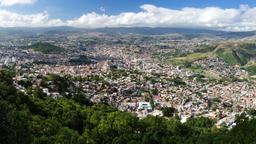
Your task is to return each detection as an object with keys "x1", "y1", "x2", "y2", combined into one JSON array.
[{"x1": 1, "y1": 0, "x2": 256, "y2": 143}]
